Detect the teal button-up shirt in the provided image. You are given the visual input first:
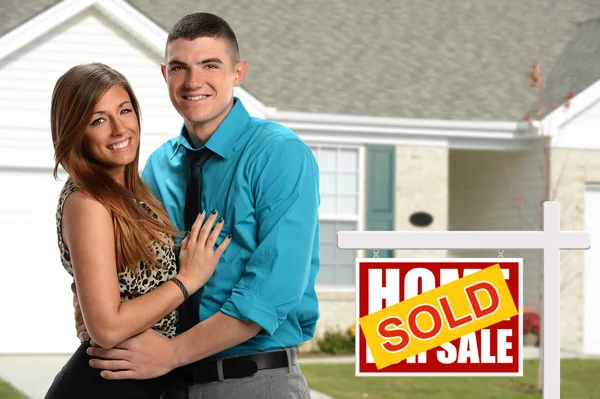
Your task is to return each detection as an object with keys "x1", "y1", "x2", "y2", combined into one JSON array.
[{"x1": 142, "y1": 98, "x2": 321, "y2": 358}]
